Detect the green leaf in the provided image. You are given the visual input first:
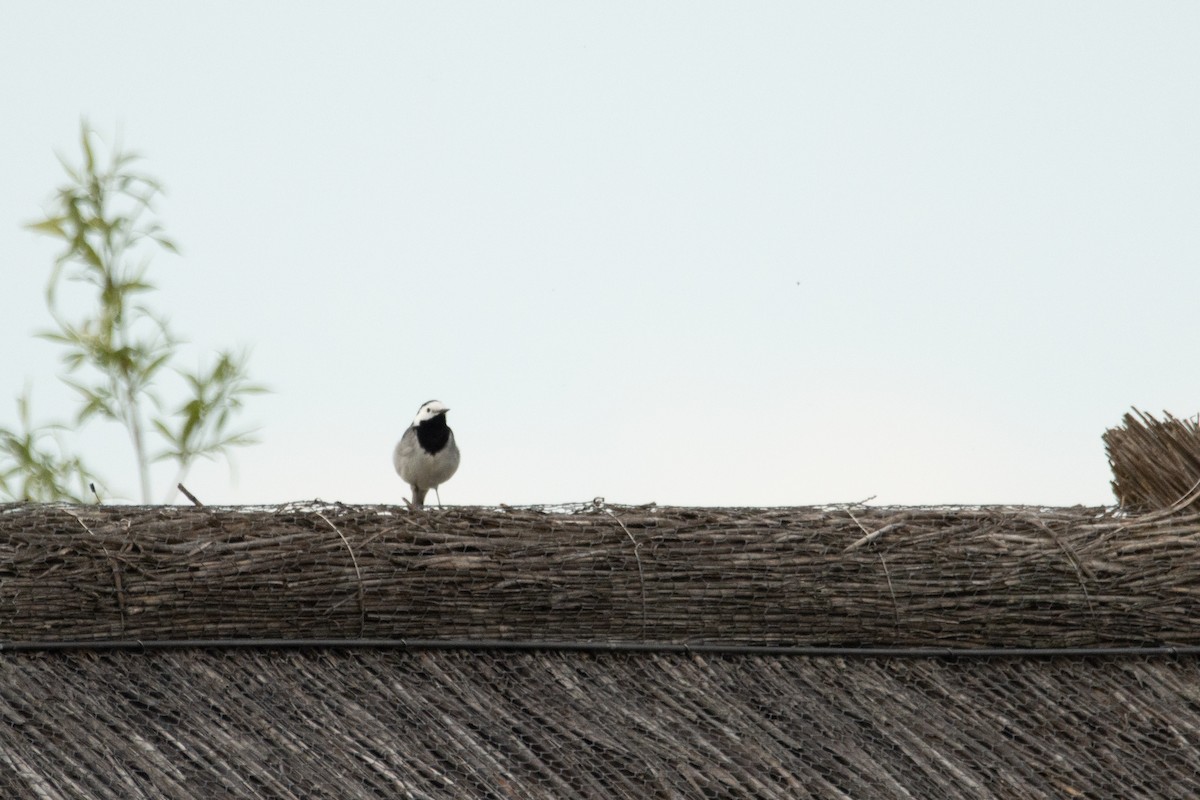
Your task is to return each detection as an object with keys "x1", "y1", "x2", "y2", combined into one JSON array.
[
  {"x1": 25, "y1": 216, "x2": 70, "y2": 239},
  {"x1": 80, "y1": 122, "x2": 96, "y2": 175},
  {"x1": 78, "y1": 240, "x2": 104, "y2": 269},
  {"x1": 154, "y1": 236, "x2": 180, "y2": 254}
]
